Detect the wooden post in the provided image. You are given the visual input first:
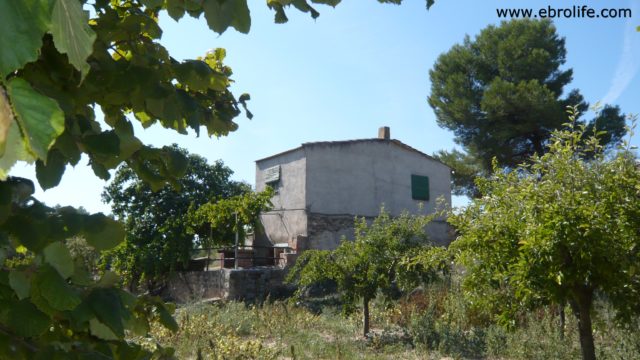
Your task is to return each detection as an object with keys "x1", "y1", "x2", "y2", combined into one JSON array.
[
  {"x1": 234, "y1": 212, "x2": 239, "y2": 269},
  {"x1": 206, "y1": 226, "x2": 212, "y2": 271}
]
